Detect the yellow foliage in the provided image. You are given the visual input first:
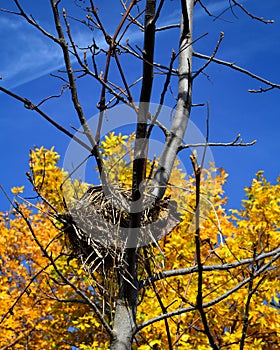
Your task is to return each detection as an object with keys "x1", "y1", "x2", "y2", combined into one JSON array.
[
  {"x1": 0, "y1": 135, "x2": 279, "y2": 349},
  {"x1": 11, "y1": 186, "x2": 24, "y2": 195}
]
